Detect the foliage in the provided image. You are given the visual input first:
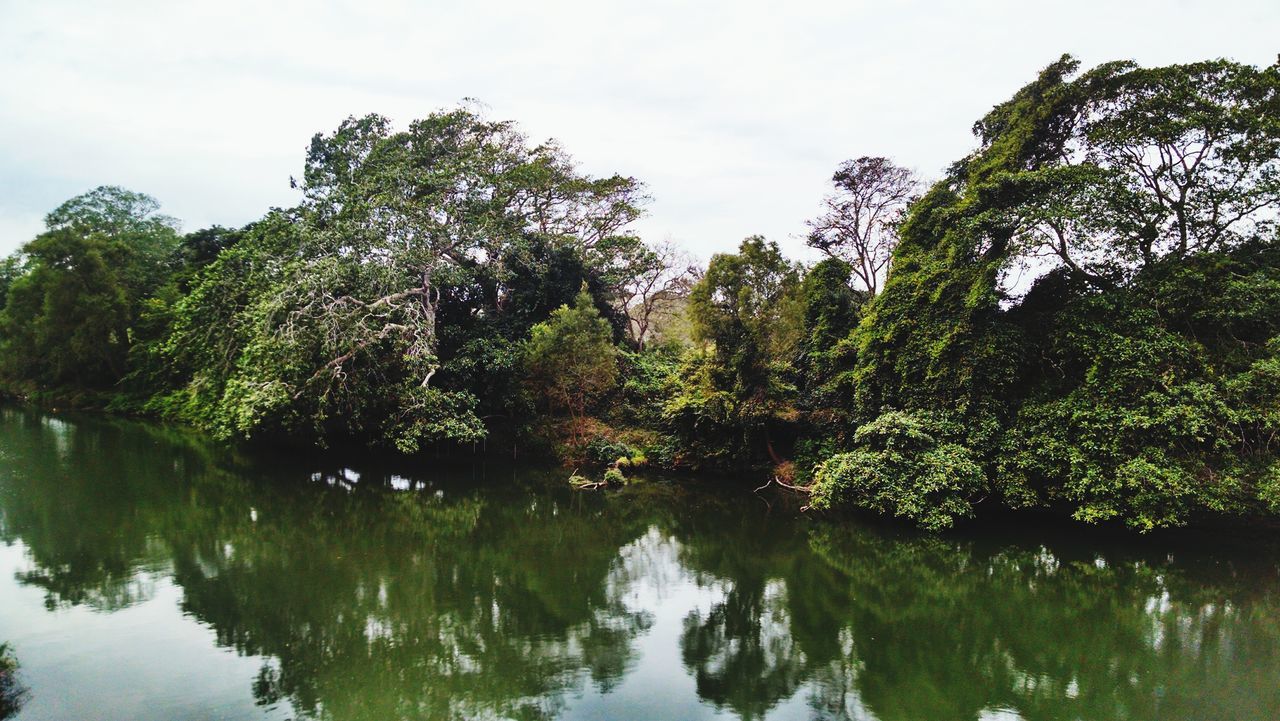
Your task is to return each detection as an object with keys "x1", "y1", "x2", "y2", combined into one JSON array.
[
  {"x1": 997, "y1": 239, "x2": 1280, "y2": 529},
  {"x1": 584, "y1": 436, "x2": 638, "y2": 467},
  {"x1": 822, "y1": 55, "x2": 1280, "y2": 530},
  {"x1": 0, "y1": 186, "x2": 180, "y2": 390},
  {"x1": 1, "y1": 60, "x2": 1278, "y2": 533},
  {"x1": 795, "y1": 259, "x2": 865, "y2": 425},
  {"x1": 667, "y1": 236, "x2": 802, "y2": 467},
  {"x1": 809, "y1": 410, "x2": 986, "y2": 530},
  {"x1": 146, "y1": 107, "x2": 643, "y2": 450},
  {"x1": 523, "y1": 287, "x2": 619, "y2": 431}
]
